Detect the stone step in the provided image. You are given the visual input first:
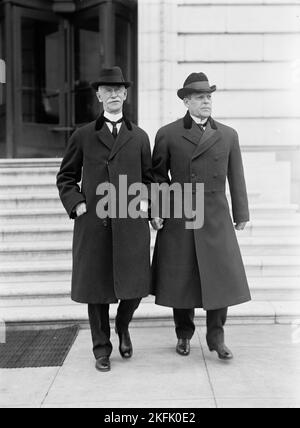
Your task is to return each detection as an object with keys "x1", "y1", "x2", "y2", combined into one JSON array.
[
  {"x1": 0, "y1": 194, "x2": 62, "y2": 209},
  {"x1": 248, "y1": 204, "x2": 299, "y2": 218},
  {"x1": 246, "y1": 220, "x2": 300, "y2": 237},
  {"x1": 0, "y1": 224, "x2": 73, "y2": 242},
  {"x1": 0, "y1": 241, "x2": 72, "y2": 262},
  {"x1": 1, "y1": 300, "x2": 299, "y2": 327},
  {"x1": 0, "y1": 278, "x2": 299, "y2": 304},
  {"x1": 0, "y1": 186, "x2": 298, "y2": 214},
  {"x1": 0, "y1": 165, "x2": 59, "y2": 178},
  {"x1": 1, "y1": 219, "x2": 300, "y2": 243},
  {"x1": 0, "y1": 256, "x2": 299, "y2": 282},
  {"x1": 0, "y1": 183, "x2": 57, "y2": 195},
  {"x1": 238, "y1": 237, "x2": 300, "y2": 256},
  {"x1": 0, "y1": 221, "x2": 300, "y2": 243},
  {"x1": 1, "y1": 237, "x2": 300, "y2": 262},
  {"x1": 0, "y1": 208, "x2": 68, "y2": 225}
]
